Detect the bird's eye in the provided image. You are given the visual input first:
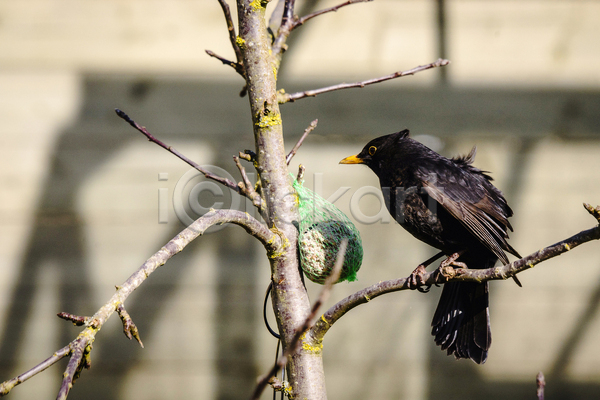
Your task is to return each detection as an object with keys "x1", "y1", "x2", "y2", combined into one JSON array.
[{"x1": 368, "y1": 146, "x2": 377, "y2": 156}]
